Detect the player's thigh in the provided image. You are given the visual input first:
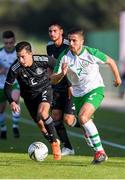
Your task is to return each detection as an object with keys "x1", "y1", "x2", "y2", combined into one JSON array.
[
  {"x1": 38, "y1": 102, "x2": 50, "y2": 120},
  {"x1": 64, "y1": 97, "x2": 75, "y2": 115},
  {"x1": 37, "y1": 87, "x2": 53, "y2": 119},
  {"x1": 52, "y1": 91, "x2": 65, "y2": 111},
  {"x1": 64, "y1": 113, "x2": 75, "y2": 126},
  {"x1": 51, "y1": 109, "x2": 63, "y2": 121},
  {"x1": 73, "y1": 87, "x2": 104, "y2": 117},
  {"x1": 24, "y1": 98, "x2": 38, "y2": 123},
  {"x1": 25, "y1": 88, "x2": 52, "y2": 122},
  {"x1": 79, "y1": 103, "x2": 95, "y2": 123},
  {"x1": 63, "y1": 96, "x2": 76, "y2": 124},
  {"x1": 84, "y1": 89, "x2": 104, "y2": 111}
]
